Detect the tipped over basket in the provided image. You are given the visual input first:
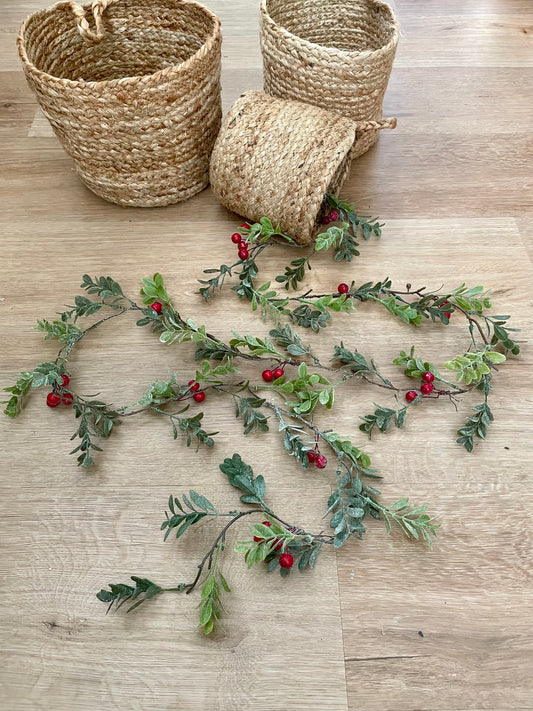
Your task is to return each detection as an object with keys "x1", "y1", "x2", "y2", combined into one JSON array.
[
  {"x1": 260, "y1": 0, "x2": 399, "y2": 158},
  {"x1": 210, "y1": 90, "x2": 358, "y2": 245},
  {"x1": 17, "y1": 0, "x2": 222, "y2": 207}
]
